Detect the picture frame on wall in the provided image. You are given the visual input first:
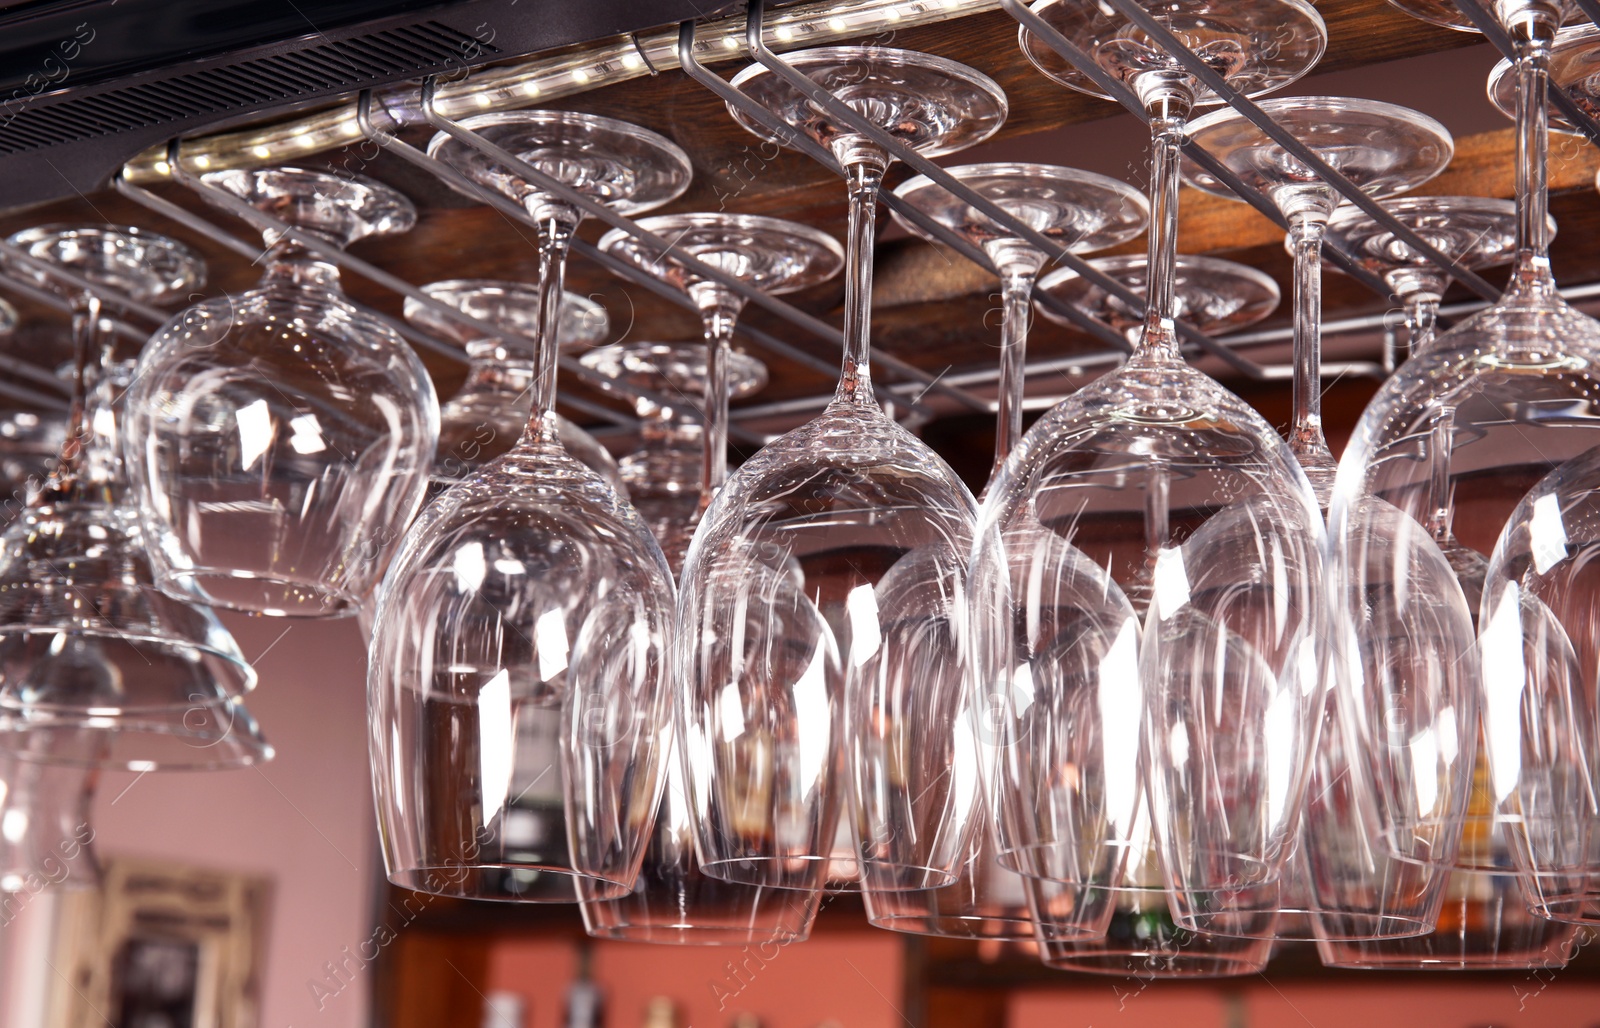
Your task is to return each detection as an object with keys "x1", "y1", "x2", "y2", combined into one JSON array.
[{"x1": 44, "y1": 856, "x2": 272, "y2": 1028}]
